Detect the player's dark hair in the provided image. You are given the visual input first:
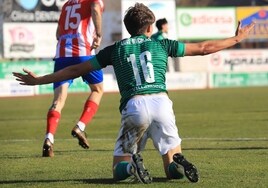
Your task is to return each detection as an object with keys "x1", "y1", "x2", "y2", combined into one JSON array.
[
  {"x1": 123, "y1": 3, "x2": 155, "y2": 36},
  {"x1": 156, "y1": 18, "x2": 168, "y2": 31}
]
